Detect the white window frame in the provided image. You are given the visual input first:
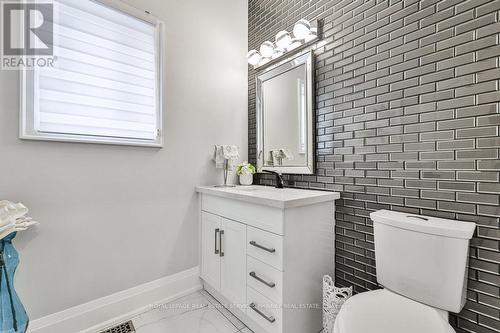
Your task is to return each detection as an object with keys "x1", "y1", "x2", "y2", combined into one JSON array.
[{"x1": 19, "y1": 0, "x2": 165, "y2": 147}]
